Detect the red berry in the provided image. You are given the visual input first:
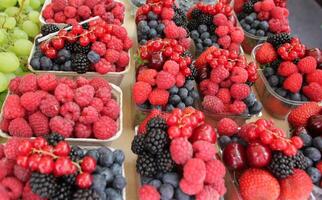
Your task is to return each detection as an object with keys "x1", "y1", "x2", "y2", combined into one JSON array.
[
  {"x1": 259, "y1": 130, "x2": 273, "y2": 145},
  {"x1": 40, "y1": 42, "x2": 50, "y2": 52},
  {"x1": 291, "y1": 136, "x2": 303, "y2": 149},
  {"x1": 45, "y1": 48, "x2": 57, "y2": 59},
  {"x1": 54, "y1": 141, "x2": 71, "y2": 157},
  {"x1": 283, "y1": 144, "x2": 297, "y2": 156},
  {"x1": 18, "y1": 140, "x2": 32, "y2": 156},
  {"x1": 79, "y1": 36, "x2": 90, "y2": 46},
  {"x1": 38, "y1": 156, "x2": 54, "y2": 174},
  {"x1": 33, "y1": 137, "x2": 47, "y2": 149},
  {"x1": 181, "y1": 126, "x2": 192, "y2": 138},
  {"x1": 76, "y1": 173, "x2": 93, "y2": 189},
  {"x1": 54, "y1": 157, "x2": 75, "y2": 176},
  {"x1": 28, "y1": 154, "x2": 42, "y2": 171},
  {"x1": 71, "y1": 24, "x2": 83, "y2": 35},
  {"x1": 51, "y1": 38, "x2": 64, "y2": 50},
  {"x1": 168, "y1": 126, "x2": 181, "y2": 139},
  {"x1": 81, "y1": 156, "x2": 96, "y2": 173},
  {"x1": 167, "y1": 115, "x2": 178, "y2": 126},
  {"x1": 58, "y1": 29, "x2": 67, "y2": 37},
  {"x1": 66, "y1": 32, "x2": 77, "y2": 42},
  {"x1": 17, "y1": 156, "x2": 28, "y2": 168},
  {"x1": 270, "y1": 139, "x2": 287, "y2": 151},
  {"x1": 246, "y1": 143, "x2": 271, "y2": 167}
]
